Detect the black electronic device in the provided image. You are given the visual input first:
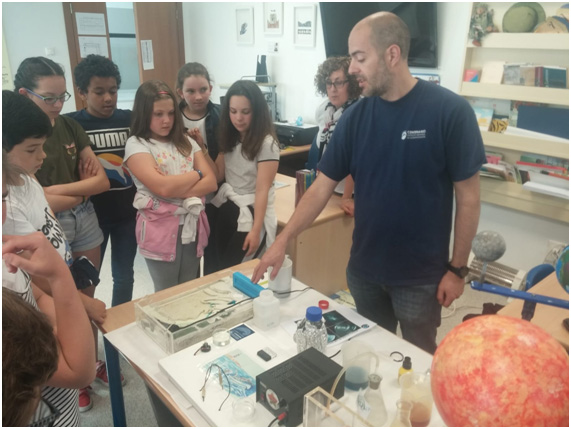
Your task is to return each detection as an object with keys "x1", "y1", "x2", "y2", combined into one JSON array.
[
  {"x1": 256, "y1": 347, "x2": 344, "y2": 427},
  {"x1": 275, "y1": 123, "x2": 318, "y2": 147},
  {"x1": 320, "y1": 2, "x2": 438, "y2": 68}
]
